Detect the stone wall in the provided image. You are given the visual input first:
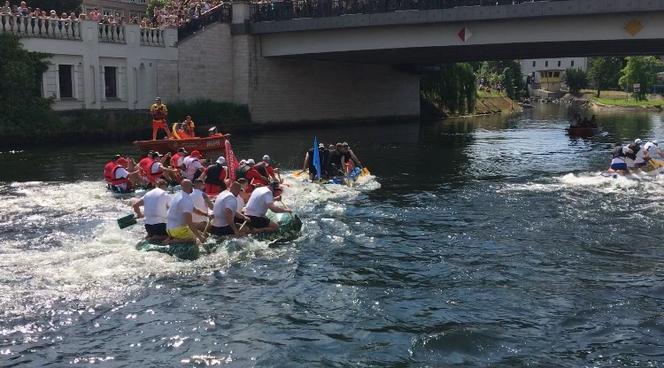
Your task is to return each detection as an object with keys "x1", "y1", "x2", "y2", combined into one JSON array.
[
  {"x1": 174, "y1": 23, "x2": 420, "y2": 123},
  {"x1": 248, "y1": 54, "x2": 420, "y2": 123},
  {"x1": 177, "y1": 22, "x2": 234, "y2": 102}
]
